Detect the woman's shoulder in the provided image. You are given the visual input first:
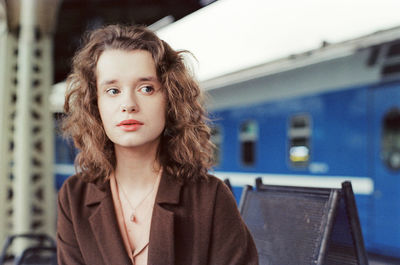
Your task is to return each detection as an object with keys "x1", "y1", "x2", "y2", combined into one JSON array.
[
  {"x1": 206, "y1": 174, "x2": 236, "y2": 200},
  {"x1": 183, "y1": 173, "x2": 224, "y2": 188},
  {"x1": 58, "y1": 173, "x2": 106, "y2": 204},
  {"x1": 59, "y1": 173, "x2": 89, "y2": 193},
  {"x1": 58, "y1": 174, "x2": 85, "y2": 203},
  {"x1": 181, "y1": 174, "x2": 234, "y2": 200}
]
